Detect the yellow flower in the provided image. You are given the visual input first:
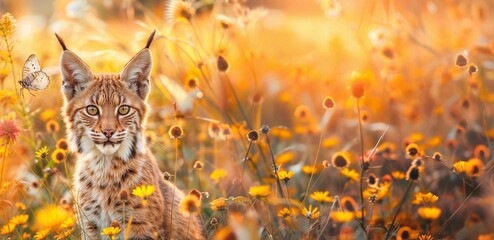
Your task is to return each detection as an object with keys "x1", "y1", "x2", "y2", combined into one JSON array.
[
  {"x1": 54, "y1": 228, "x2": 74, "y2": 239},
  {"x1": 301, "y1": 165, "x2": 319, "y2": 175},
  {"x1": 332, "y1": 151, "x2": 352, "y2": 169},
  {"x1": 363, "y1": 182, "x2": 391, "y2": 201},
  {"x1": 418, "y1": 235, "x2": 434, "y2": 240},
  {"x1": 180, "y1": 195, "x2": 201, "y2": 216},
  {"x1": 168, "y1": 125, "x2": 184, "y2": 139},
  {"x1": 453, "y1": 161, "x2": 466, "y2": 173},
  {"x1": 418, "y1": 207, "x2": 442, "y2": 220},
  {"x1": 396, "y1": 226, "x2": 419, "y2": 240},
  {"x1": 33, "y1": 229, "x2": 50, "y2": 240},
  {"x1": 391, "y1": 171, "x2": 405, "y2": 180},
  {"x1": 60, "y1": 216, "x2": 76, "y2": 229},
  {"x1": 56, "y1": 138, "x2": 69, "y2": 151},
  {"x1": 277, "y1": 207, "x2": 297, "y2": 218},
  {"x1": 33, "y1": 205, "x2": 70, "y2": 230},
  {"x1": 275, "y1": 152, "x2": 295, "y2": 164},
  {"x1": 340, "y1": 168, "x2": 359, "y2": 182},
  {"x1": 322, "y1": 137, "x2": 340, "y2": 148},
  {"x1": 165, "y1": 0, "x2": 195, "y2": 23},
  {"x1": 330, "y1": 210, "x2": 354, "y2": 223},
  {"x1": 0, "y1": 90, "x2": 17, "y2": 107},
  {"x1": 465, "y1": 158, "x2": 484, "y2": 177},
  {"x1": 210, "y1": 169, "x2": 227, "y2": 183},
  {"x1": 35, "y1": 146, "x2": 49, "y2": 159},
  {"x1": 270, "y1": 127, "x2": 292, "y2": 139},
  {"x1": 101, "y1": 226, "x2": 121, "y2": 240},
  {"x1": 412, "y1": 192, "x2": 439, "y2": 205},
  {"x1": 15, "y1": 202, "x2": 26, "y2": 210},
  {"x1": 210, "y1": 198, "x2": 228, "y2": 211},
  {"x1": 20, "y1": 233, "x2": 31, "y2": 239},
  {"x1": 405, "y1": 143, "x2": 420, "y2": 159},
  {"x1": 9, "y1": 214, "x2": 28, "y2": 225},
  {"x1": 51, "y1": 148, "x2": 66, "y2": 164},
  {"x1": 46, "y1": 119, "x2": 60, "y2": 133},
  {"x1": 249, "y1": 185, "x2": 271, "y2": 198},
  {"x1": 132, "y1": 185, "x2": 155, "y2": 207},
  {"x1": 0, "y1": 223, "x2": 16, "y2": 235},
  {"x1": 40, "y1": 109, "x2": 57, "y2": 122},
  {"x1": 301, "y1": 205, "x2": 320, "y2": 220},
  {"x1": 276, "y1": 170, "x2": 295, "y2": 183},
  {"x1": 309, "y1": 191, "x2": 334, "y2": 203}
]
